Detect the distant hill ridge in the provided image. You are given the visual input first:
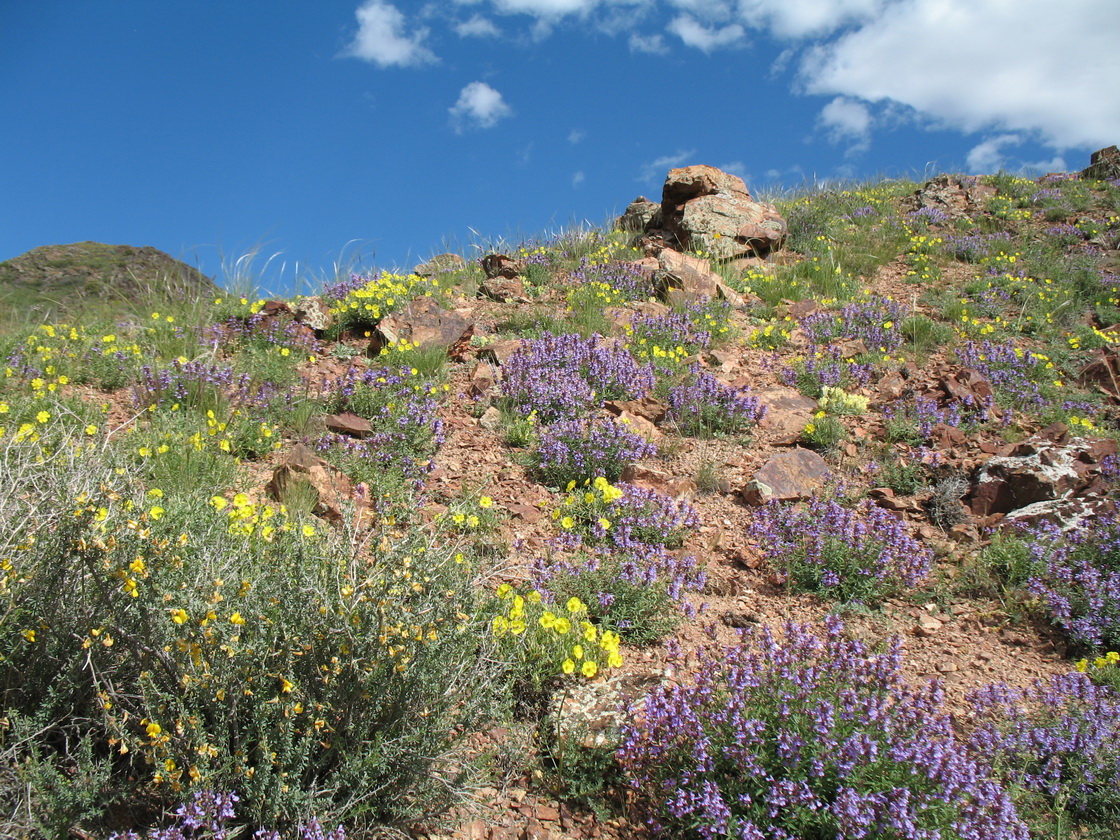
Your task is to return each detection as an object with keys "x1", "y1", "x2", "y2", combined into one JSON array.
[{"x1": 0, "y1": 241, "x2": 218, "y2": 322}]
